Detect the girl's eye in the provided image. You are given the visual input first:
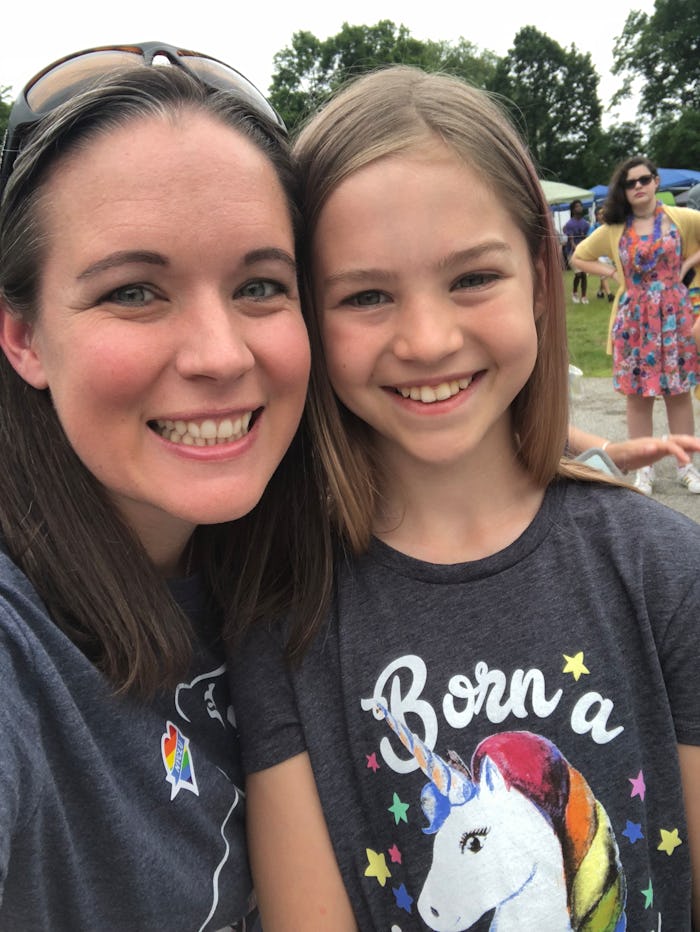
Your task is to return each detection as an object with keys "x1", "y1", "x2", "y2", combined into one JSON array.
[
  {"x1": 346, "y1": 290, "x2": 389, "y2": 308},
  {"x1": 453, "y1": 272, "x2": 498, "y2": 290},
  {"x1": 237, "y1": 279, "x2": 285, "y2": 299},
  {"x1": 104, "y1": 284, "x2": 156, "y2": 306}
]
